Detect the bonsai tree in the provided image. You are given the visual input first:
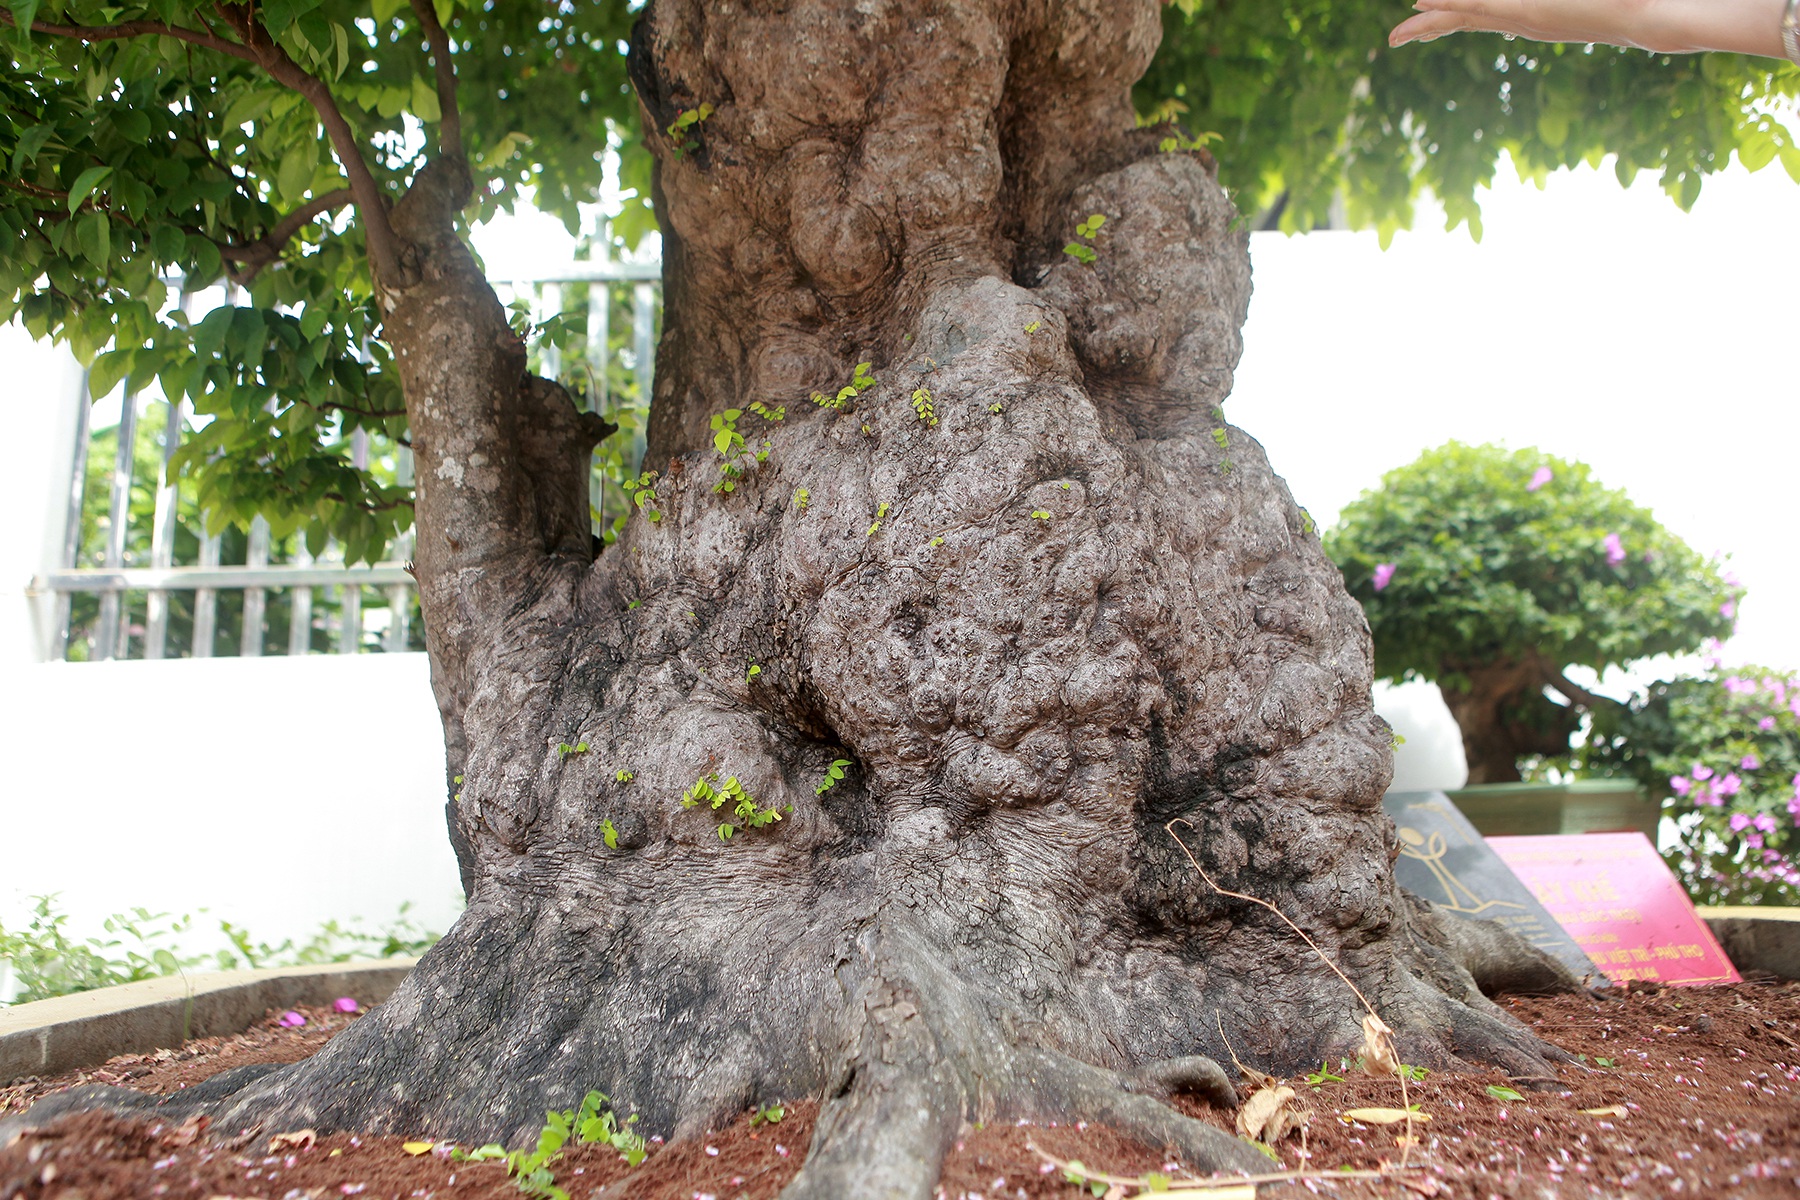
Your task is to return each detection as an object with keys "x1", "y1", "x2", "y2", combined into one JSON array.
[
  {"x1": 1326, "y1": 443, "x2": 1735, "y2": 784},
  {"x1": 1574, "y1": 664, "x2": 1800, "y2": 905},
  {"x1": 3, "y1": 0, "x2": 1793, "y2": 1190}
]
